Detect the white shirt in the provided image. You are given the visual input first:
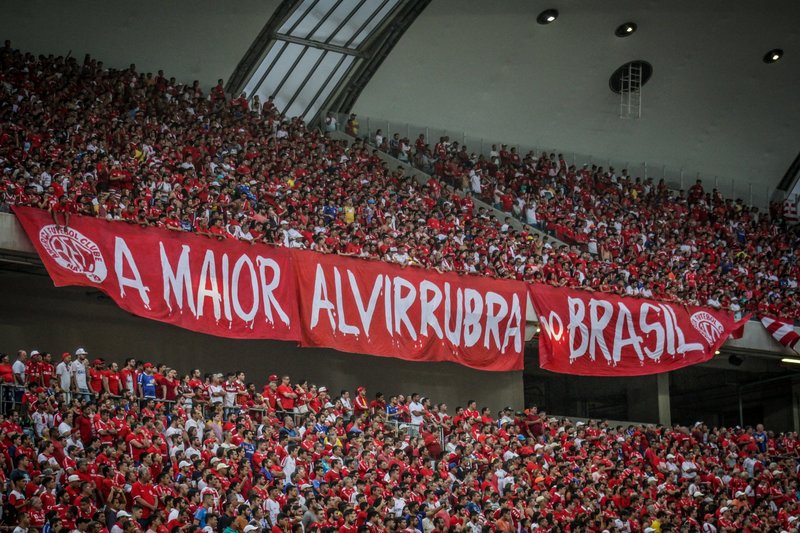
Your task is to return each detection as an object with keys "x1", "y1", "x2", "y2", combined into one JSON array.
[
  {"x1": 70, "y1": 359, "x2": 88, "y2": 389},
  {"x1": 264, "y1": 498, "x2": 281, "y2": 525},
  {"x1": 282, "y1": 454, "x2": 297, "y2": 482},
  {"x1": 525, "y1": 204, "x2": 537, "y2": 225},
  {"x1": 391, "y1": 497, "x2": 406, "y2": 517},
  {"x1": 409, "y1": 401, "x2": 425, "y2": 425},
  {"x1": 12, "y1": 359, "x2": 26, "y2": 382},
  {"x1": 56, "y1": 361, "x2": 71, "y2": 390},
  {"x1": 470, "y1": 172, "x2": 482, "y2": 194},
  {"x1": 341, "y1": 396, "x2": 353, "y2": 414},
  {"x1": 185, "y1": 417, "x2": 204, "y2": 441},
  {"x1": 208, "y1": 384, "x2": 224, "y2": 404},
  {"x1": 681, "y1": 460, "x2": 698, "y2": 479}
]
